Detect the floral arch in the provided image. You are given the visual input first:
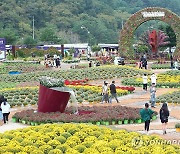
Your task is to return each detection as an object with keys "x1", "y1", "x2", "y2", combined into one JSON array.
[{"x1": 119, "y1": 7, "x2": 180, "y2": 59}]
